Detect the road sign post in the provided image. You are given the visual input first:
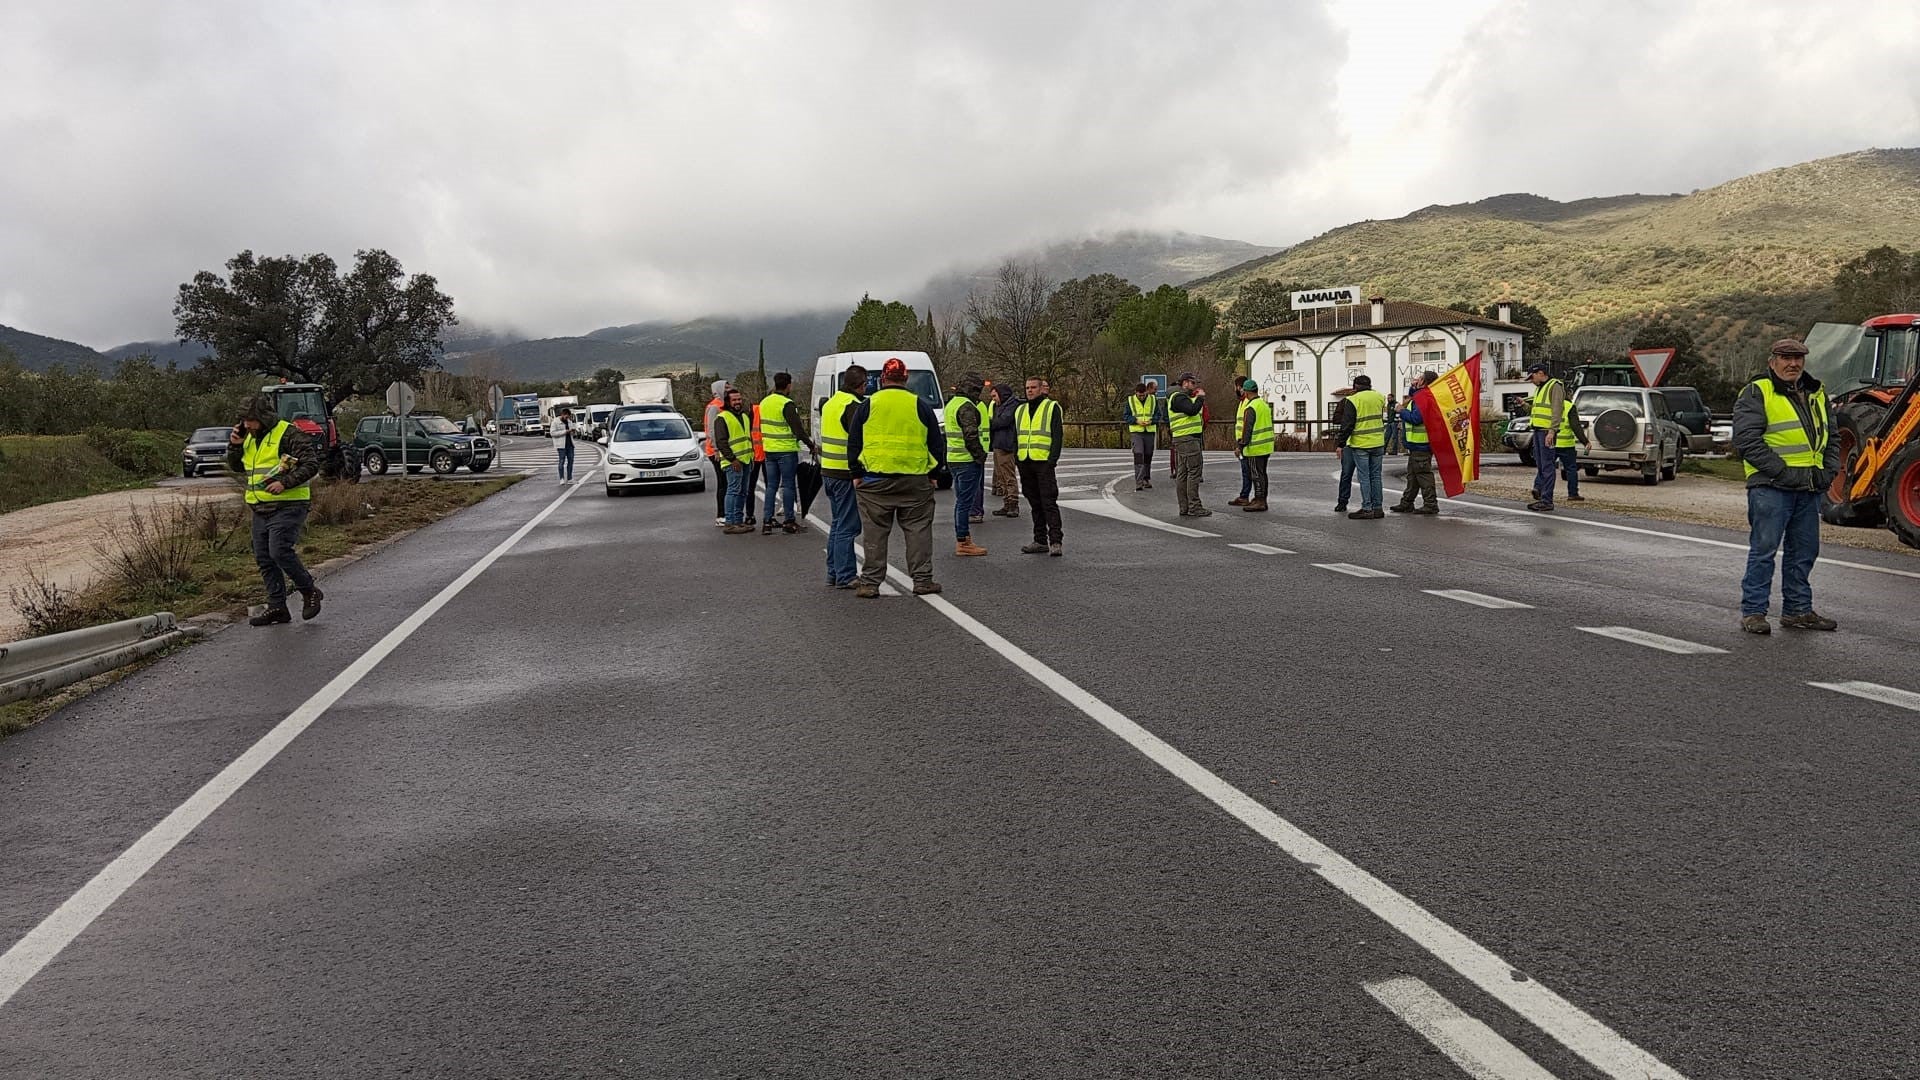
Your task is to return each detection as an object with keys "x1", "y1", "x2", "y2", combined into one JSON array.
[{"x1": 386, "y1": 382, "x2": 417, "y2": 477}]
